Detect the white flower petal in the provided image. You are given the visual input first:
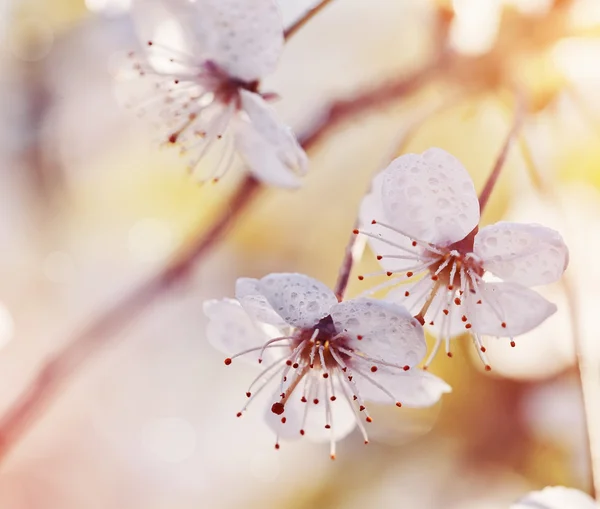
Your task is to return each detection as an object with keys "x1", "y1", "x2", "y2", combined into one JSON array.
[
  {"x1": 468, "y1": 282, "x2": 557, "y2": 337},
  {"x1": 359, "y1": 170, "x2": 420, "y2": 272},
  {"x1": 379, "y1": 148, "x2": 480, "y2": 245},
  {"x1": 235, "y1": 92, "x2": 307, "y2": 188},
  {"x1": 474, "y1": 222, "x2": 569, "y2": 287},
  {"x1": 511, "y1": 486, "x2": 597, "y2": 509},
  {"x1": 258, "y1": 273, "x2": 338, "y2": 329},
  {"x1": 330, "y1": 298, "x2": 427, "y2": 368},
  {"x1": 264, "y1": 378, "x2": 356, "y2": 443},
  {"x1": 387, "y1": 283, "x2": 469, "y2": 339},
  {"x1": 203, "y1": 298, "x2": 271, "y2": 364},
  {"x1": 235, "y1": 277, "x2": 287, "y2": 326},
  {"x1": 352, "y1": 366, "x2": 451, "y2": 408}
]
